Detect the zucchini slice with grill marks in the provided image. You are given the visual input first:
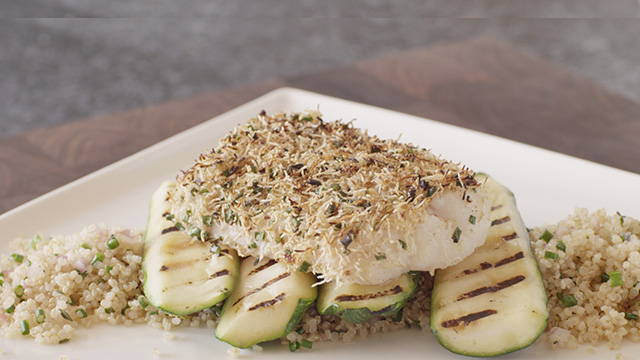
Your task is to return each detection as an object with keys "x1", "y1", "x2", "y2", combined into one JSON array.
[
  {"x1": 430, "y1": 174, "x2": 548, "y2": 357},
  {"x1": 317, "y1": 272, "x2": 420, "y2": 323},
  {"x1": 215, "y1": 256, "x2": 317, "y2": 349},
  {"x1": 142, "y1": 180, "x2": 239, "y2": 316}
]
